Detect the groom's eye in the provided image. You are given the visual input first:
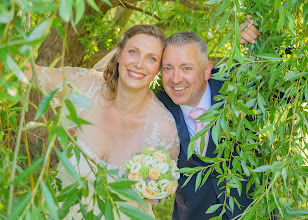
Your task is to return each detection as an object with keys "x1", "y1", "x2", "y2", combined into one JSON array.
[{"x1": 183, "y1": 67, "x2": 192, "y2": 71}]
